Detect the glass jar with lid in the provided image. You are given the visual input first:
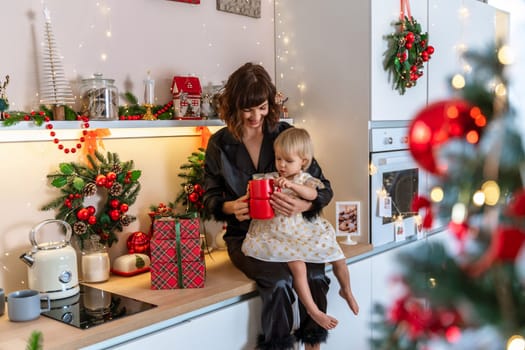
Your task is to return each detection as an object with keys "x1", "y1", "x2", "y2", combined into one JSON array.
[
  {"x1": 81, "y1": 235, "x2": 110, "y2": 283},
  {"x1": 80, "y1": 73, "x2": 119, "y2": 120}
]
